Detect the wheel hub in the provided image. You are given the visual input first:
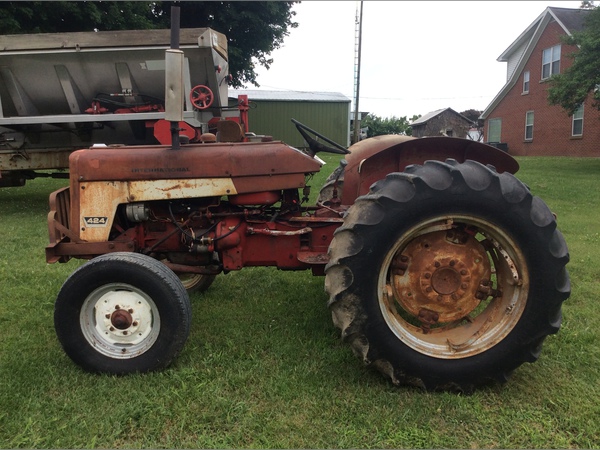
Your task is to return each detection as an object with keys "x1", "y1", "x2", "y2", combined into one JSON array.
[
  {"x1": 92, "y1": 290, "x2": 154, "y2": 346},
  {"x1": 391, "y1": 229, "x2": 492, "y2": 323},
  {"x1": 110, "y1": 309, "x2": 133, "y2": 330},
  {"x1": 431, "y1": 266, "x2": 461, "y2": 295}
]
